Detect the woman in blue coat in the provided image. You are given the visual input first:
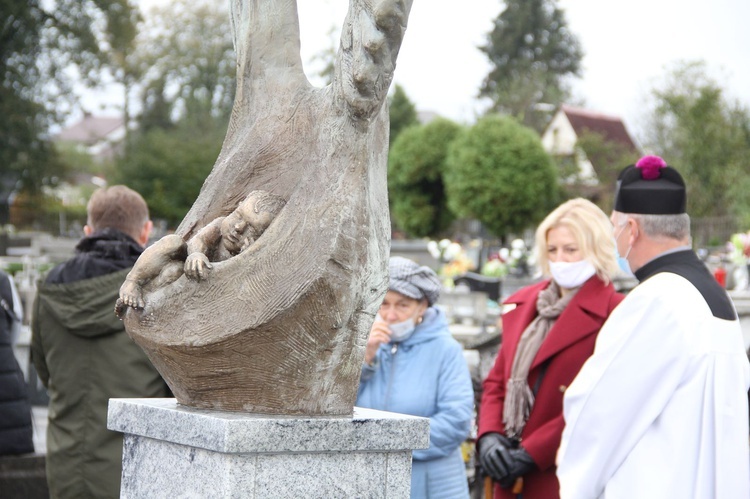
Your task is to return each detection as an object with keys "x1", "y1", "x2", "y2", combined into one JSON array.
[{"x1": 357, "y1": 256, "x2": 474, "y2": 499}]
